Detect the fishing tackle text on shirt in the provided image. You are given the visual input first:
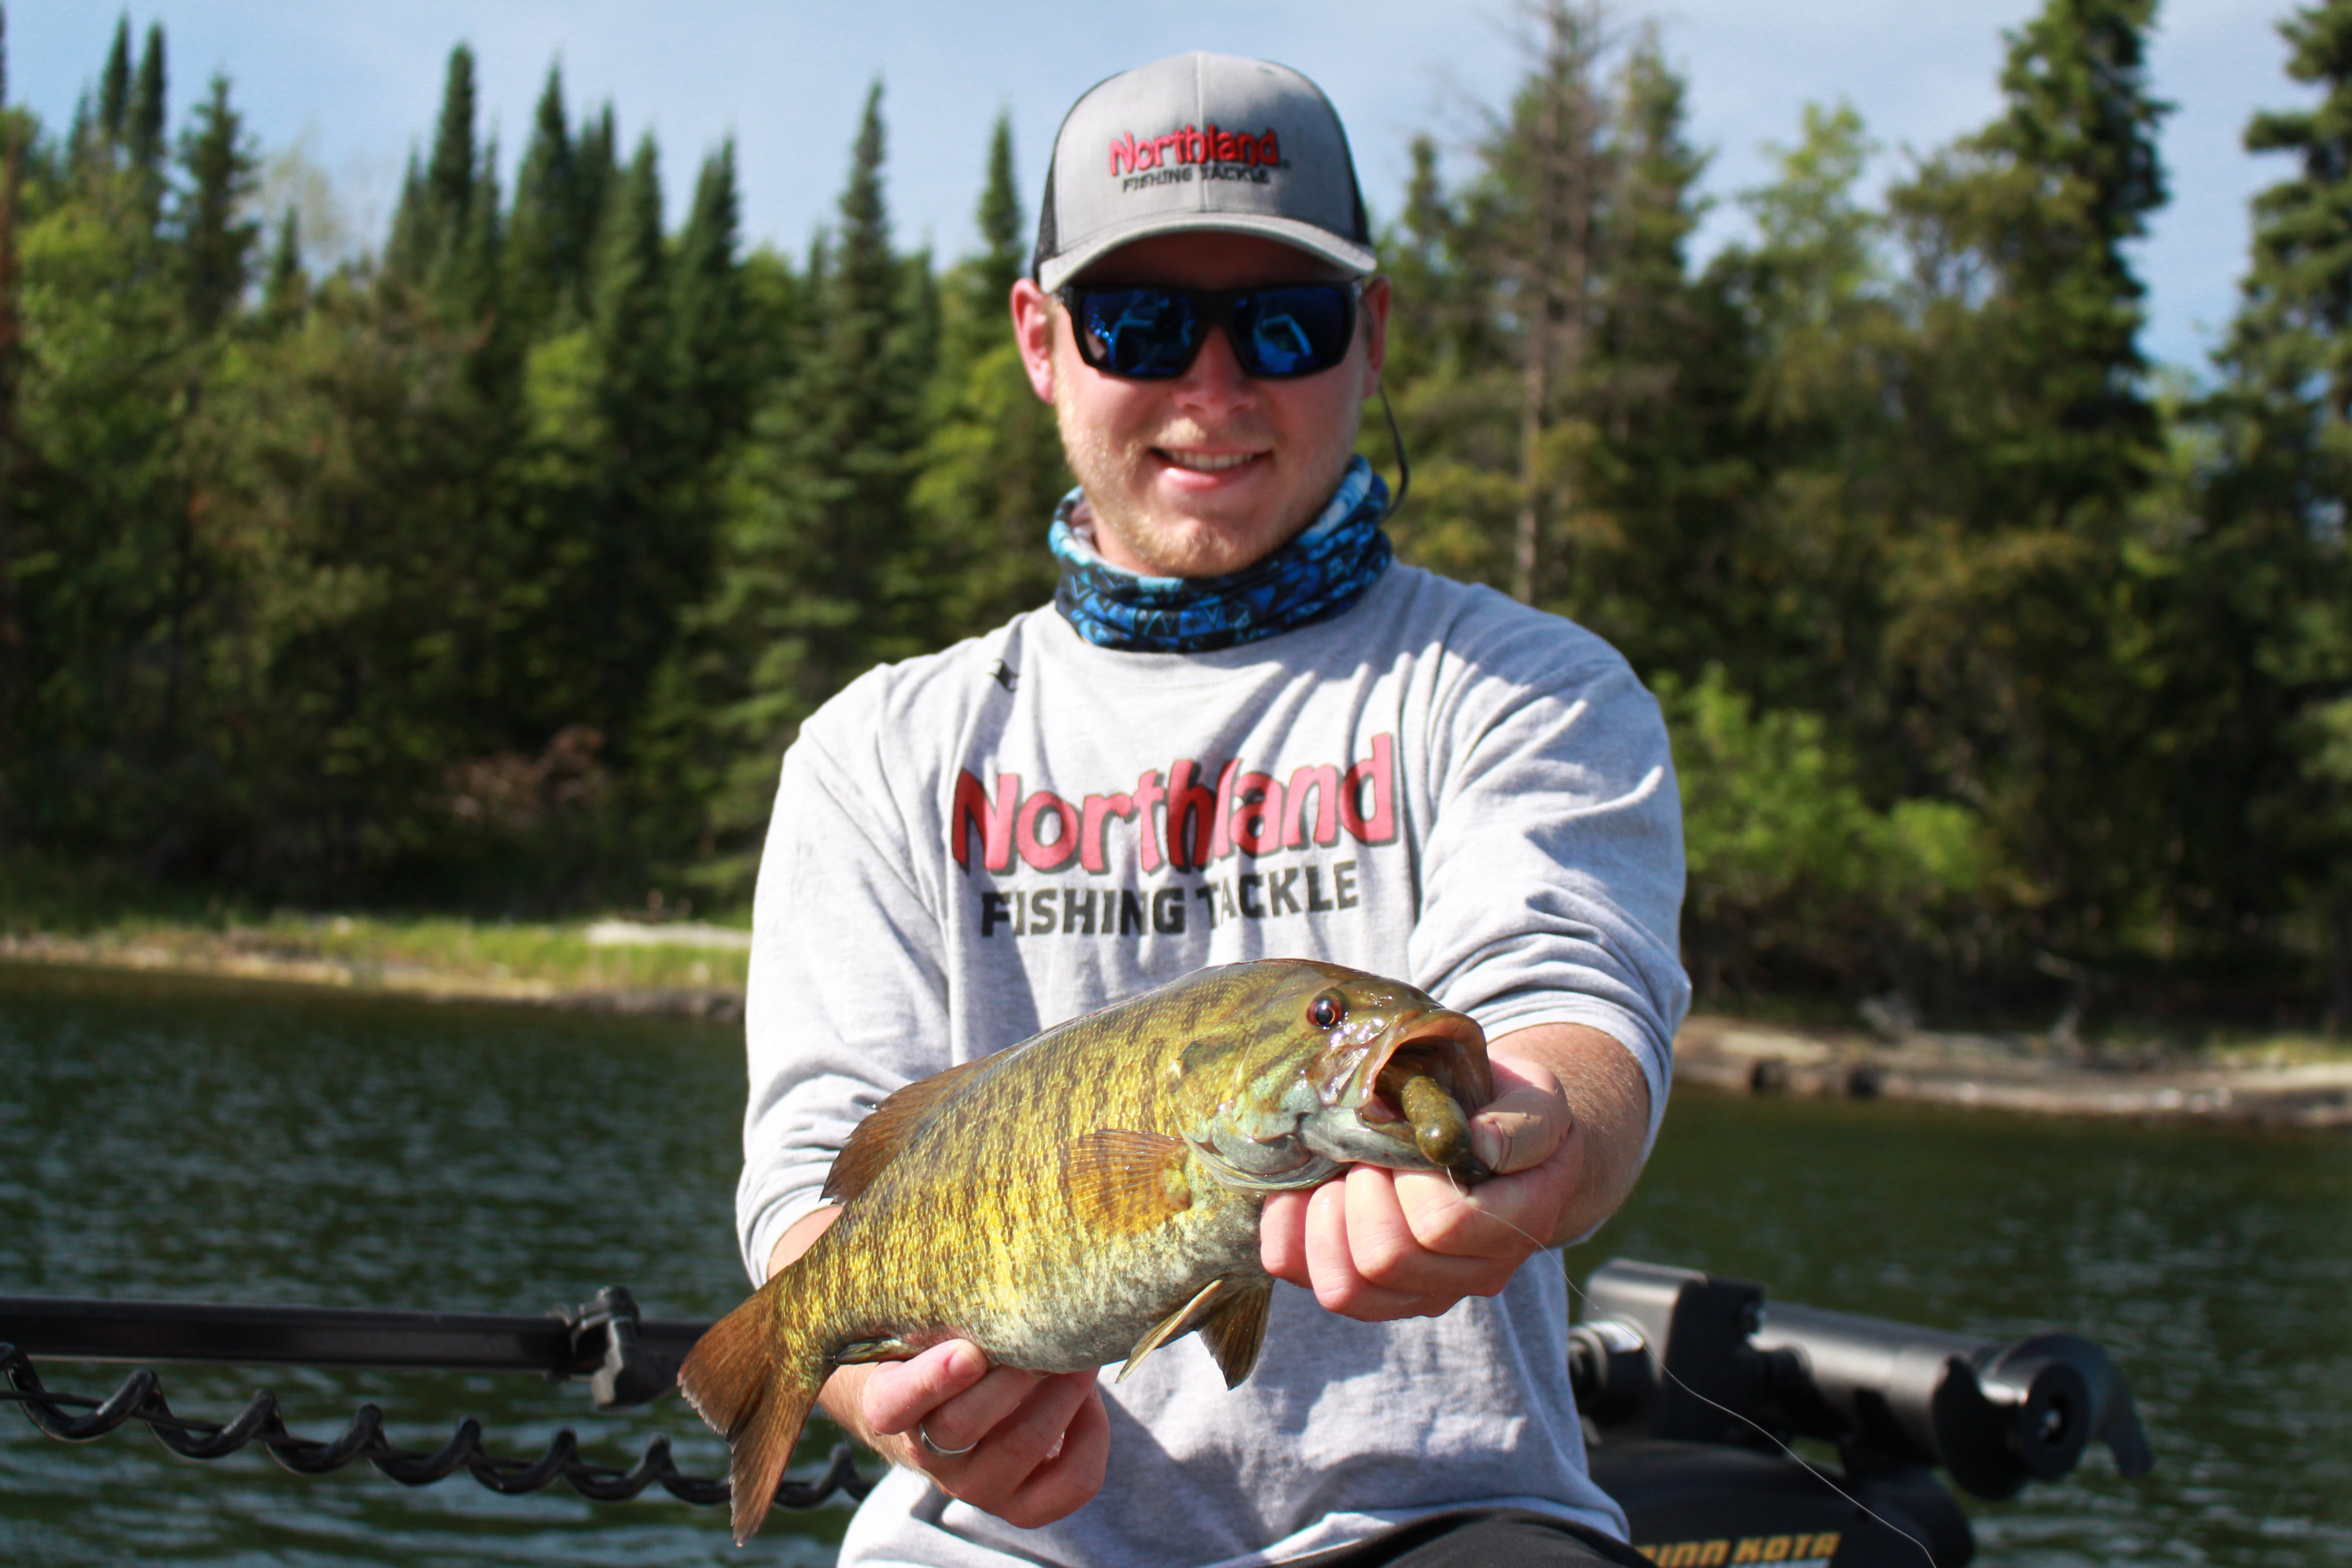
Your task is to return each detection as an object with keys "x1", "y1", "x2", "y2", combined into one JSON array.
[{"x1": 951, "y1": 734, "x2": 1397, "y2": 940}]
